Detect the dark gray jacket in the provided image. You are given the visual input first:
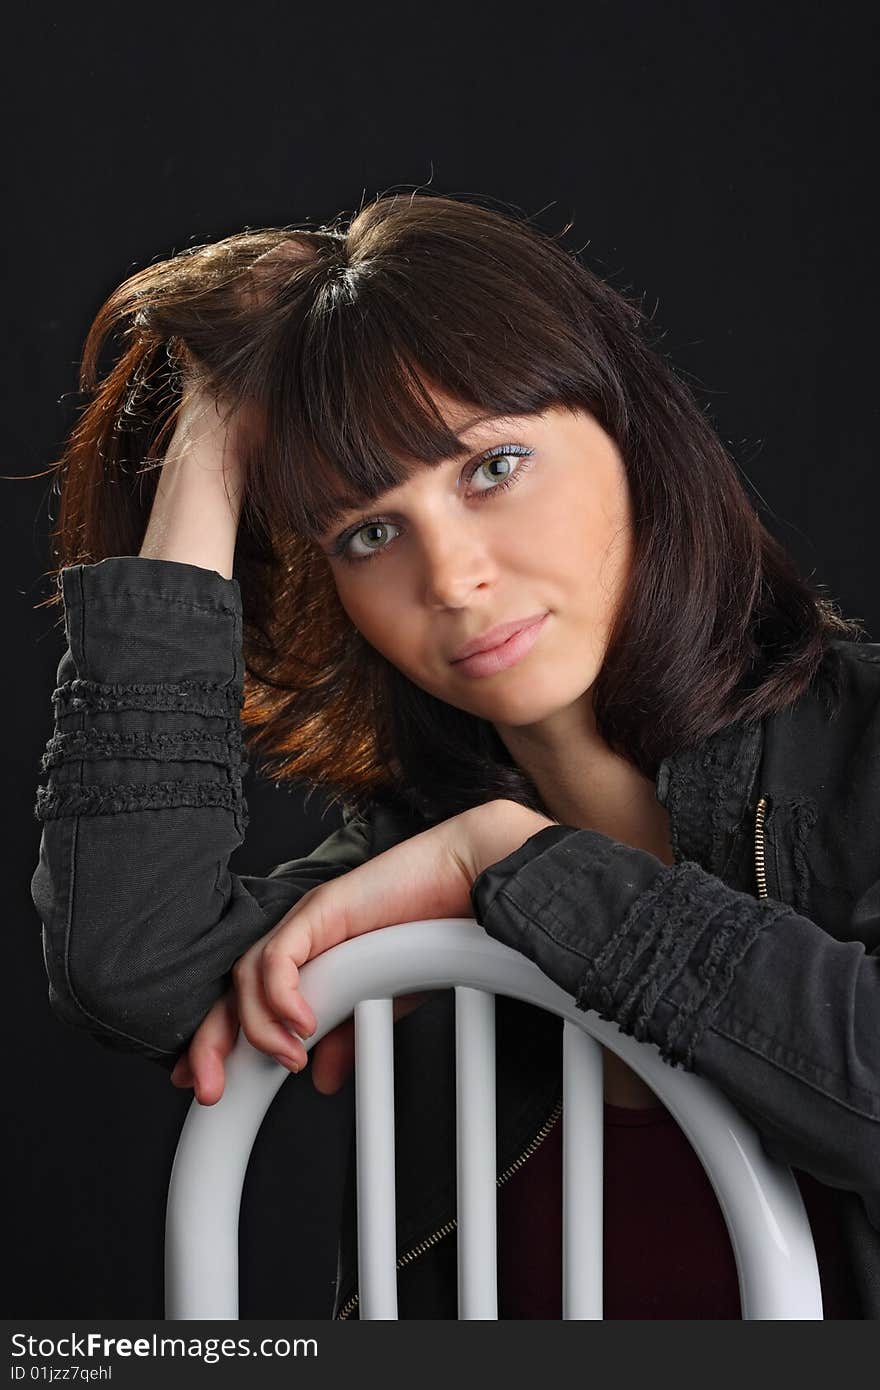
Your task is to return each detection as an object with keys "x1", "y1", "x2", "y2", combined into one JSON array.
[{"x1": 30, "y1": 556, "x2": 880, "y2": 1318}]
